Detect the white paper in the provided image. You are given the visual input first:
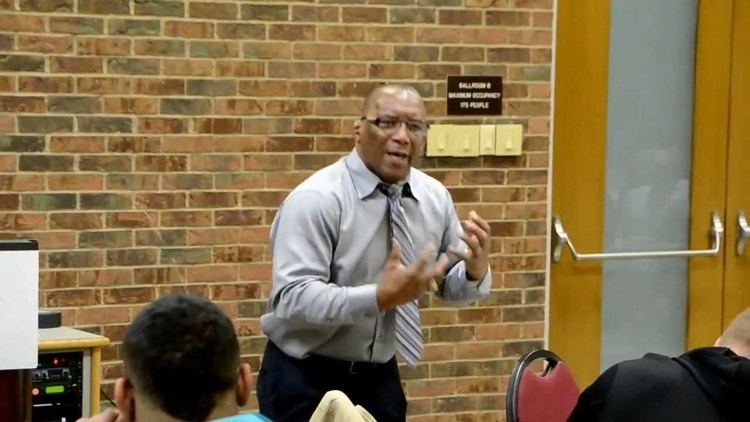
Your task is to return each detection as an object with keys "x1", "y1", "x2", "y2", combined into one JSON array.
[{"x1": 0, "y1": 250, "x2": 39, "y2": 369}]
